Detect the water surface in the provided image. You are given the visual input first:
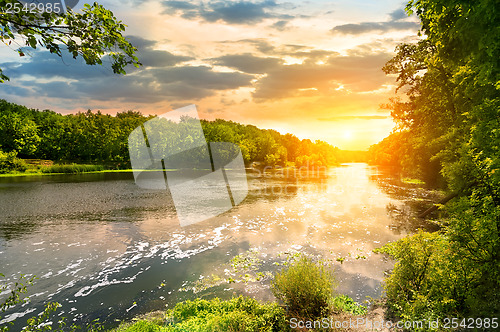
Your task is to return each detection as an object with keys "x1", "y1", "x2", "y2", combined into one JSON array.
[{"x1": 0, "y1": 164, "x2": 435, "y2": 329}]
